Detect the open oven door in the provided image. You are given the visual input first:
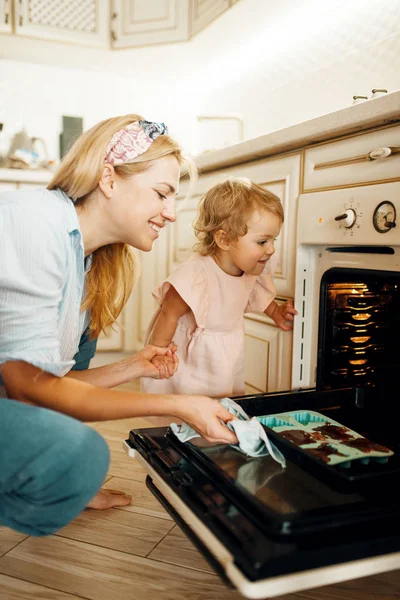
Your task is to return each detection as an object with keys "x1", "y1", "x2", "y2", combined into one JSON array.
[{"x1": 124, "y1": 387, "x2": 400, "y2": 599}]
